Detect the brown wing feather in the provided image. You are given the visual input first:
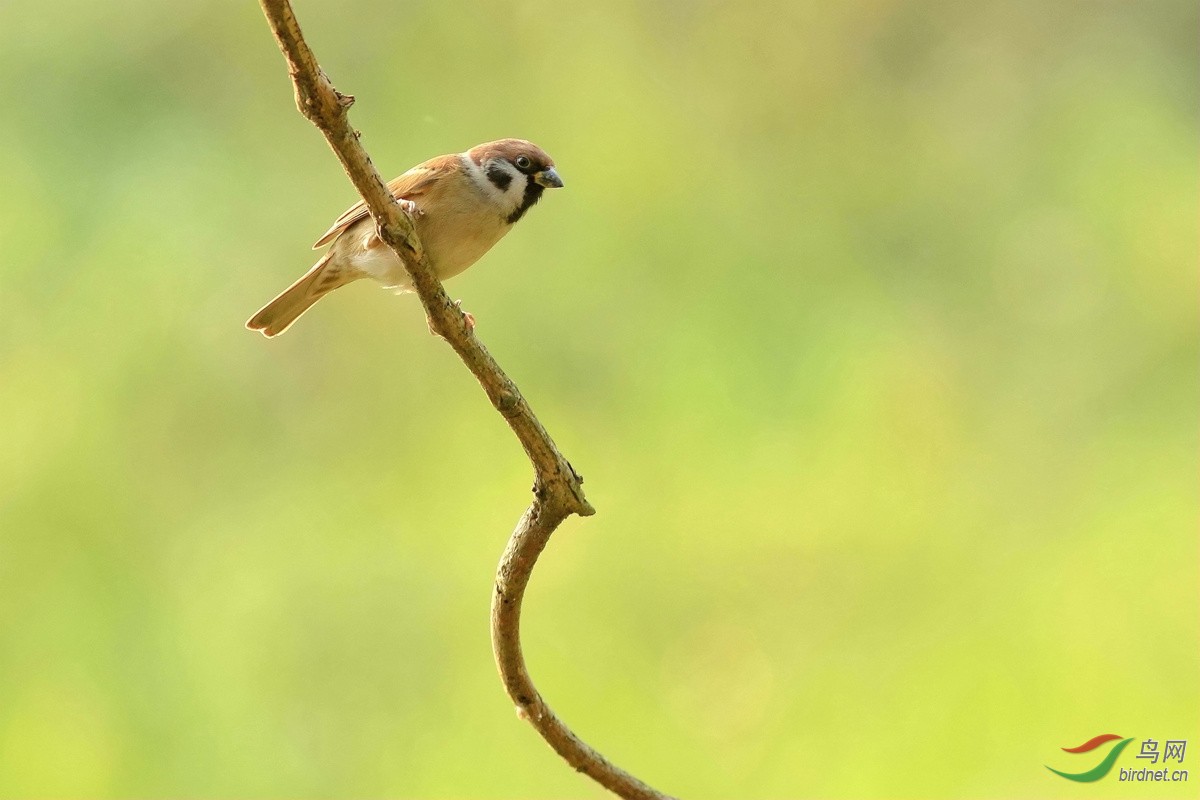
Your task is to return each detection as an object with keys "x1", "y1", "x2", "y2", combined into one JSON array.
[{"x1": 311, "y1": 154, "x2": 462, "y2": 249}]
